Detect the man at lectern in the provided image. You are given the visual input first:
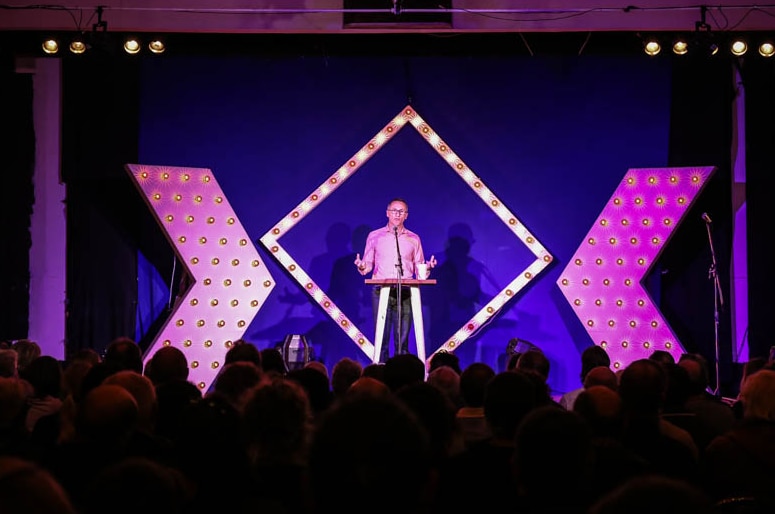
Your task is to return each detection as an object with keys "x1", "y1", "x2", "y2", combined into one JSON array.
[{"x1": 354, "y1": 198, "x2": 436, "y2": 363}]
